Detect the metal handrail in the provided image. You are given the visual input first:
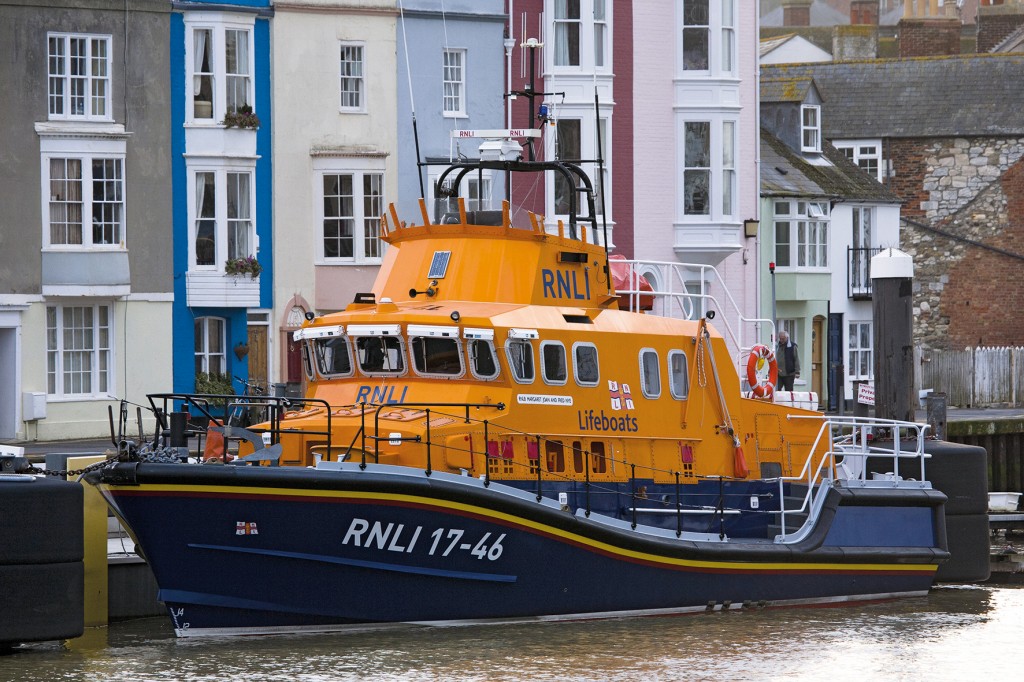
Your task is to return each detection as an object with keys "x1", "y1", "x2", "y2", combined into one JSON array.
[
  {"x1": 773, "y1": 416, "x2": 930, "y2": 540},
  {"x1": 613, "y1": 258, "x2": 775, "y2": 374}
]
